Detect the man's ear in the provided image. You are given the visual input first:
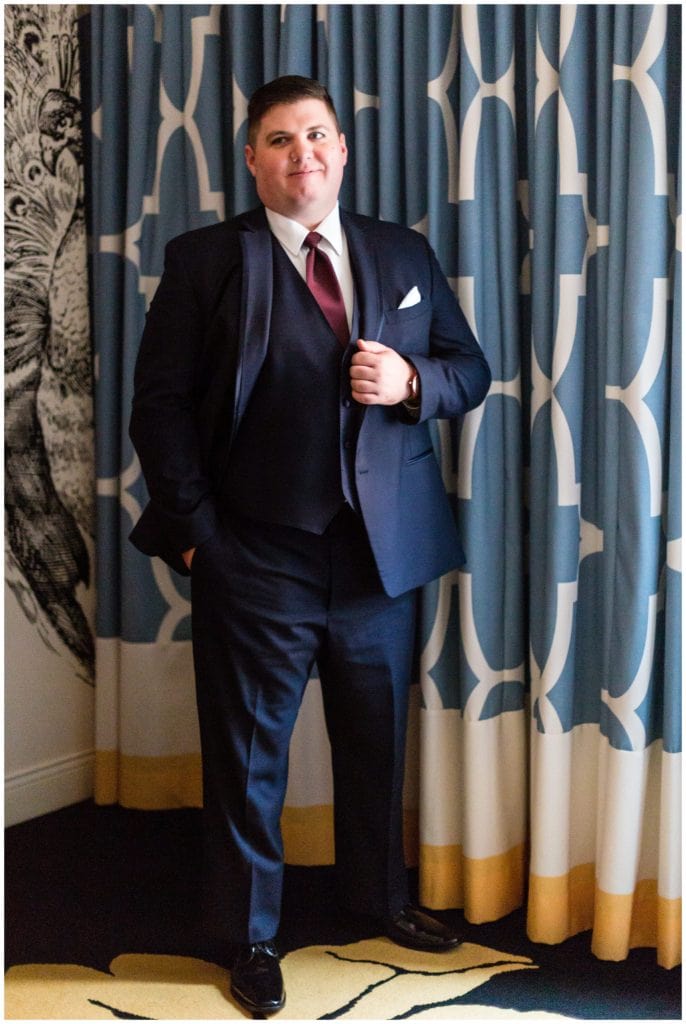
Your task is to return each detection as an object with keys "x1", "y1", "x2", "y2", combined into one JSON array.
[
  {"x1": 244, "y1": 144, "x2": 256, "y2": 178},
  {"x1": 339, "y1": 134, "x2": 348, "y2": 166}
]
